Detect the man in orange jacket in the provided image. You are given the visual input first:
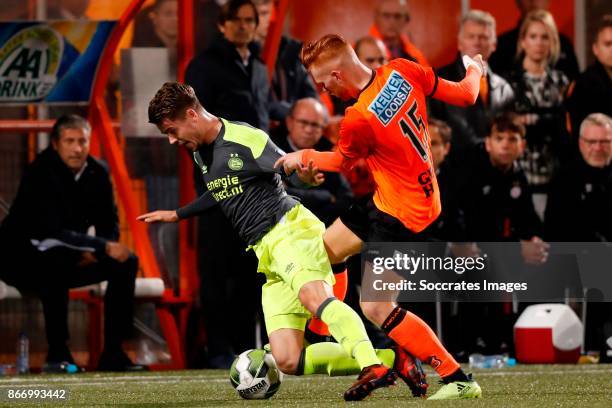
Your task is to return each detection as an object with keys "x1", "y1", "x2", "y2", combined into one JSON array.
[{"x1": 369, "y1": 0, "x2": 429, "y2": 66}]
